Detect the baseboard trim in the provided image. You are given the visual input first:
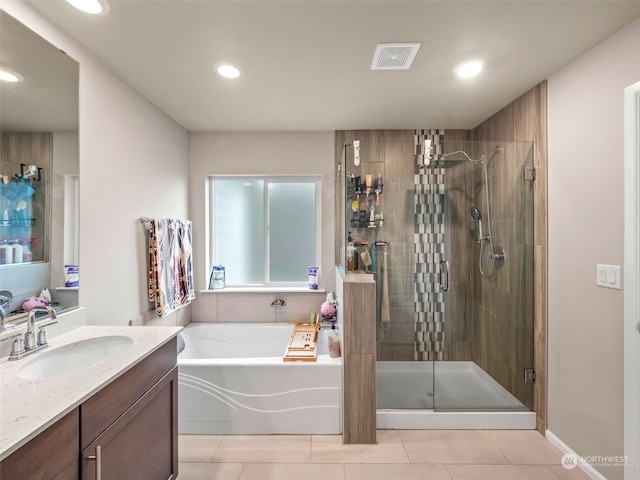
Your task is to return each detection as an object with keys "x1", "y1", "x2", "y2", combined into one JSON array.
[{"x1": 545, "y1": 430, "x2": 608, "y2": 480}]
